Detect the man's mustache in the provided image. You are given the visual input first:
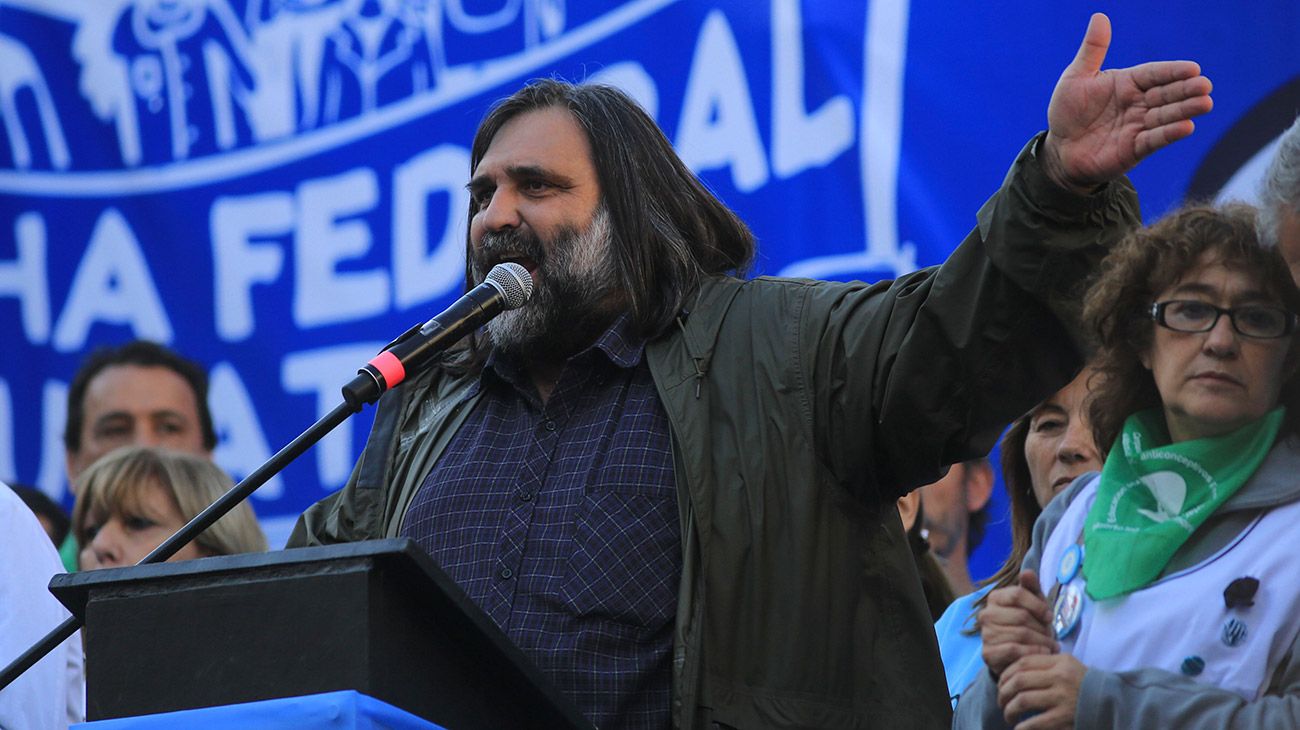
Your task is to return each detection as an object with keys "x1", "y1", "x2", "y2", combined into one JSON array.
[{"x1": 473, "y1": 229, "x2": 547, "y2": 277}]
